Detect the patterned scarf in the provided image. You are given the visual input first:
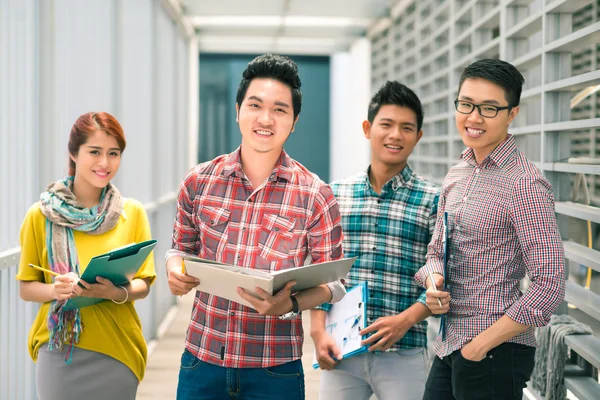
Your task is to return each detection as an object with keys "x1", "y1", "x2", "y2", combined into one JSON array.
[{"x1": 39, "y1": 176, "x2": 123, "y2": 363}]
